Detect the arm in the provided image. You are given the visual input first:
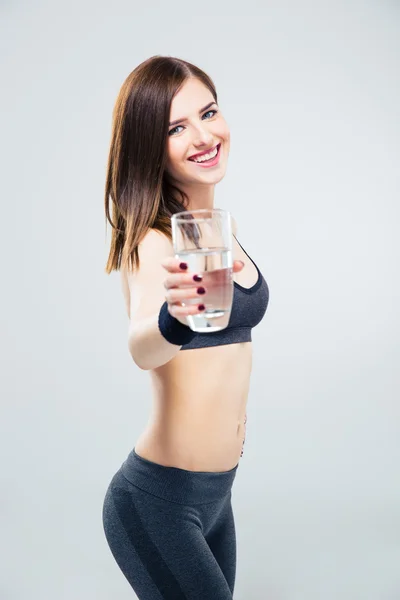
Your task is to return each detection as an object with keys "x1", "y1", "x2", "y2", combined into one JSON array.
[{"x1": 126, "y1": 229, "x2": 187, "y2": 370}]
